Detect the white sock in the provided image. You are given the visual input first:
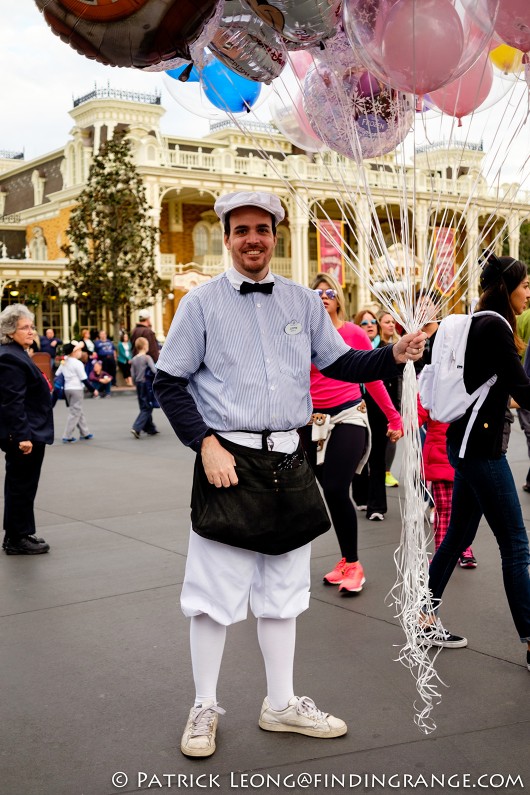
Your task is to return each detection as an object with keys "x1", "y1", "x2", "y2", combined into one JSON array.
[
  {"x1": 257, "y1": 617, "x2": 296, "y2": 711},
  {"x1": 190, "y1": 614, "x2": 227, "y2": 707}
]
